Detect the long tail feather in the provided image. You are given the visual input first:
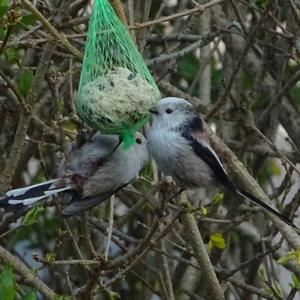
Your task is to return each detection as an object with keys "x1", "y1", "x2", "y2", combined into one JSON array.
[
  {"x1": 5, "y1": 179, "x2": 58, "y2": 198},
  {"x1": 0, "y1": 179, "x2": 72, "y2": 208},
  {"x1": 235, "y1": 187, "x2": 296, "y2": 228}
]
